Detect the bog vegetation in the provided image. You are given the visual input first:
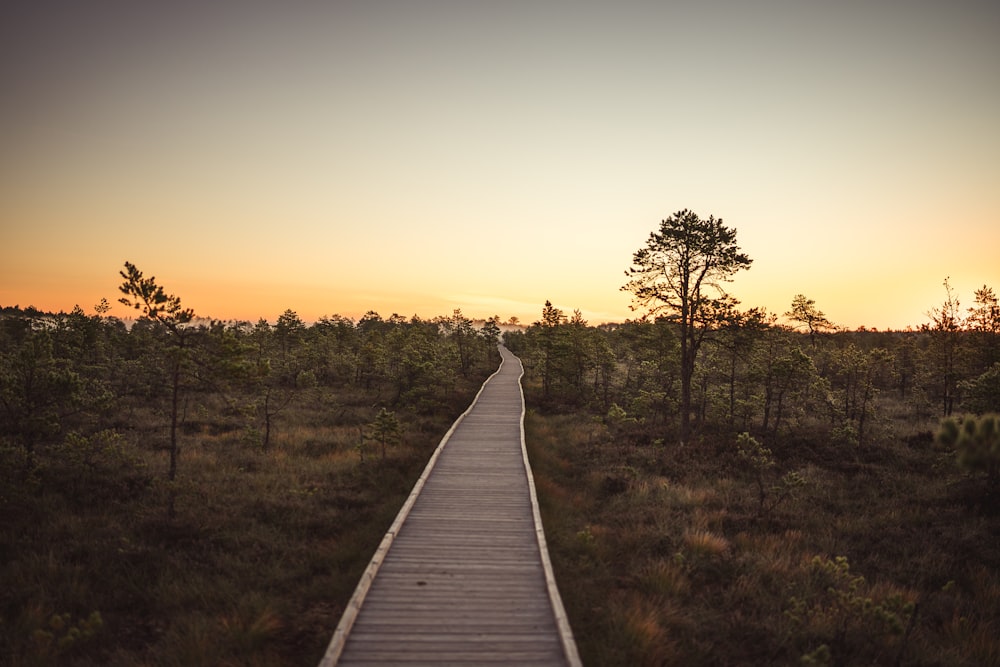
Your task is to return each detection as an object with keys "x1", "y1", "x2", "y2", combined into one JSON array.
[
  {"x1": 506, "y1": 211, "x2": 1000, "y2": 665},
  {"x1": 3, "y1": 211, "x2": 1000, "y2": 665},
  {"x1": 0, "y1": 265, "x2": 502, "y2": 665}
]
